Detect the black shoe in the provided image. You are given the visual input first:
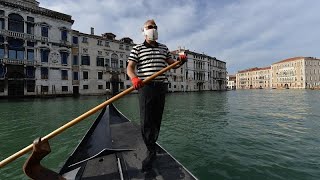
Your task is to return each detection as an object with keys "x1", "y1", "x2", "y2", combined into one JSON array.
[{"x1": 142, "y1": 152, "x2": 156, "y2": 172}]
